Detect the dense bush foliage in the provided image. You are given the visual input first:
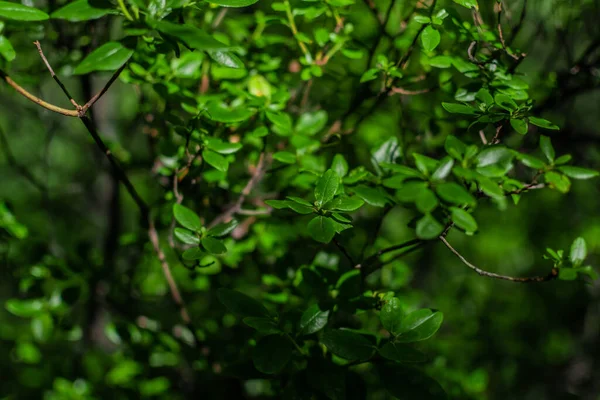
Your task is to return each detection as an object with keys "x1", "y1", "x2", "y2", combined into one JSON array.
[{"x1": 1, "y1": 0, "x2": 599, "y2": 398}]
